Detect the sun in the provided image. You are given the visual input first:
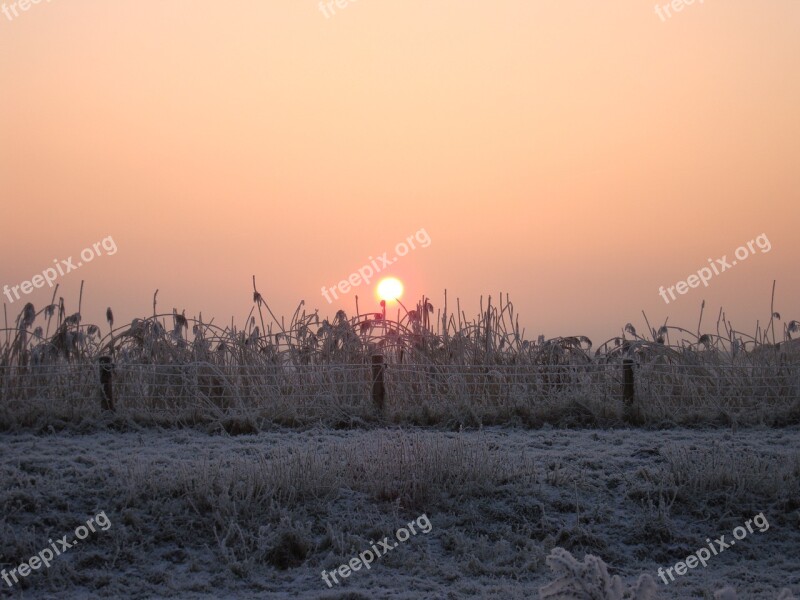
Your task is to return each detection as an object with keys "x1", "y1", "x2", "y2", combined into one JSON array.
[{"x1": 376, "y1": 277, "x2": 404, "y2": 302}]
